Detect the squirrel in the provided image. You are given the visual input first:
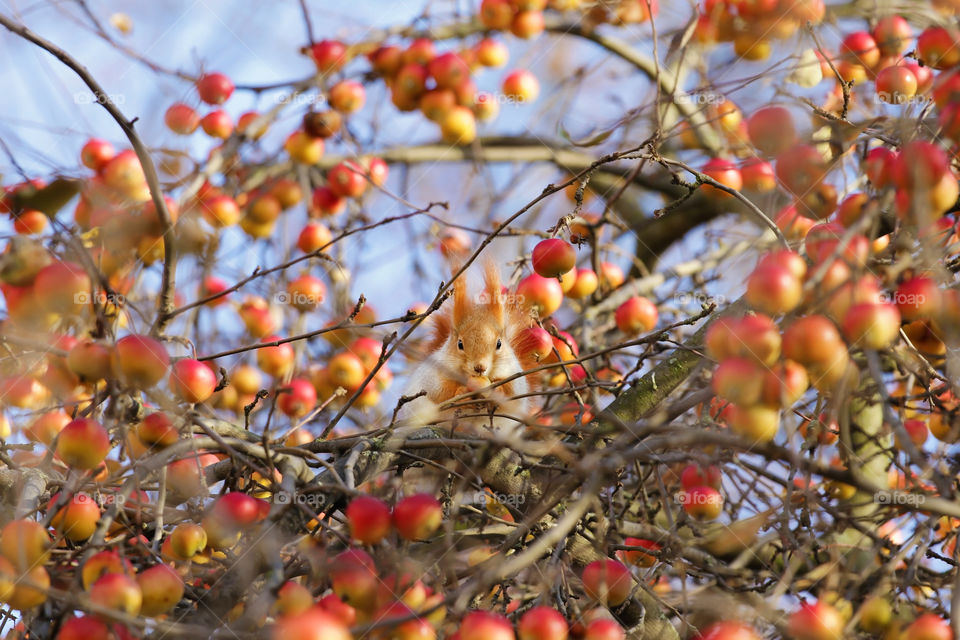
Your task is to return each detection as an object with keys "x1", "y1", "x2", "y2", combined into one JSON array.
[{"x1": 401, "y1": 261, "x2": 537, "y2": 434}]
